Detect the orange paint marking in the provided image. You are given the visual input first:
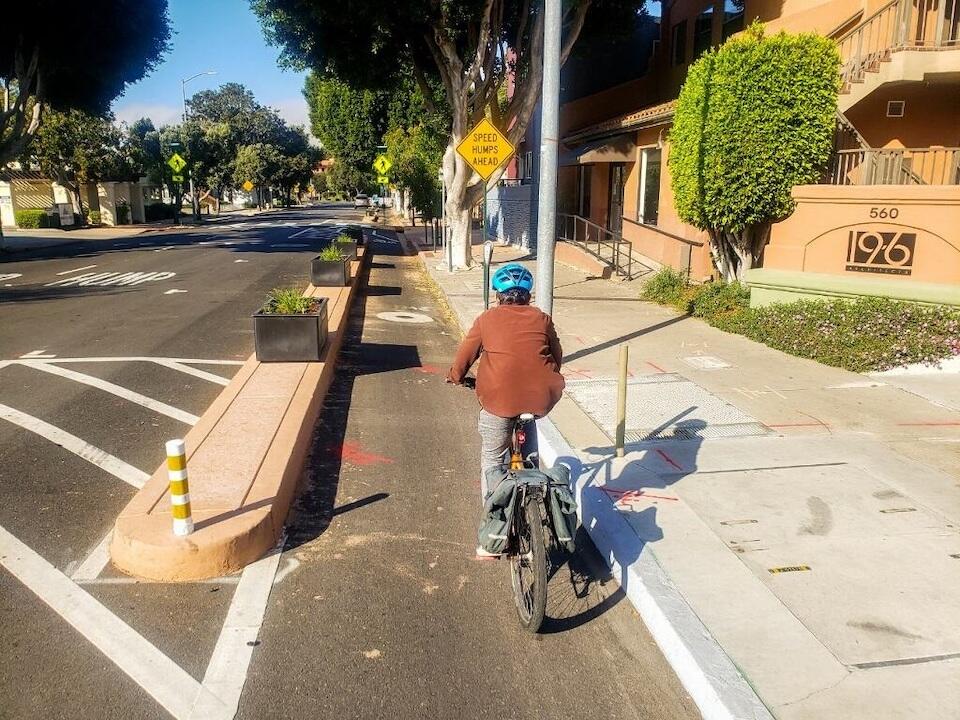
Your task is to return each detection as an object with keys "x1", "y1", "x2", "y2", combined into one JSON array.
[
  {"x1": 656, "y1": 448, "x2": 683, "y2": 471},
  {"x1": 333, "y1": 440, "x2": 395, "y2": 466},
  {"x1": 646, "y1": 361, "x2": 667, "y2": 373}
]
